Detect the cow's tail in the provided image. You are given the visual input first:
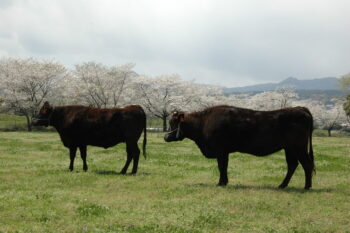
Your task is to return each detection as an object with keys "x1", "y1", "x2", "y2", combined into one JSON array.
[
  {"x1": 307, "y1": 109, "x2": 316, "y2": 175},
  {"x1": 142, "y1": 116, "x2": 147, "y2": 159},
  {"x1": 309, "y1": 126, "x2": 315, "y2": 175}
]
